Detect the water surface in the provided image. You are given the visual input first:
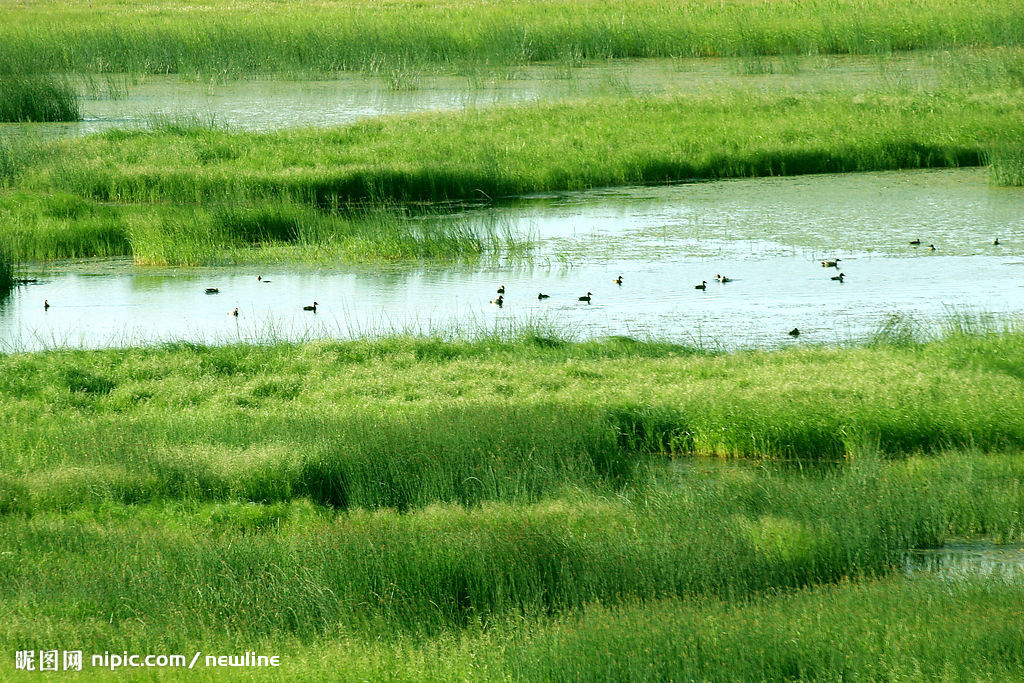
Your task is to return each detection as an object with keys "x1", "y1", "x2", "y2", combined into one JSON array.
[{"x1": 3, "y1": 168, "x2": 1022, "y2": 352}]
